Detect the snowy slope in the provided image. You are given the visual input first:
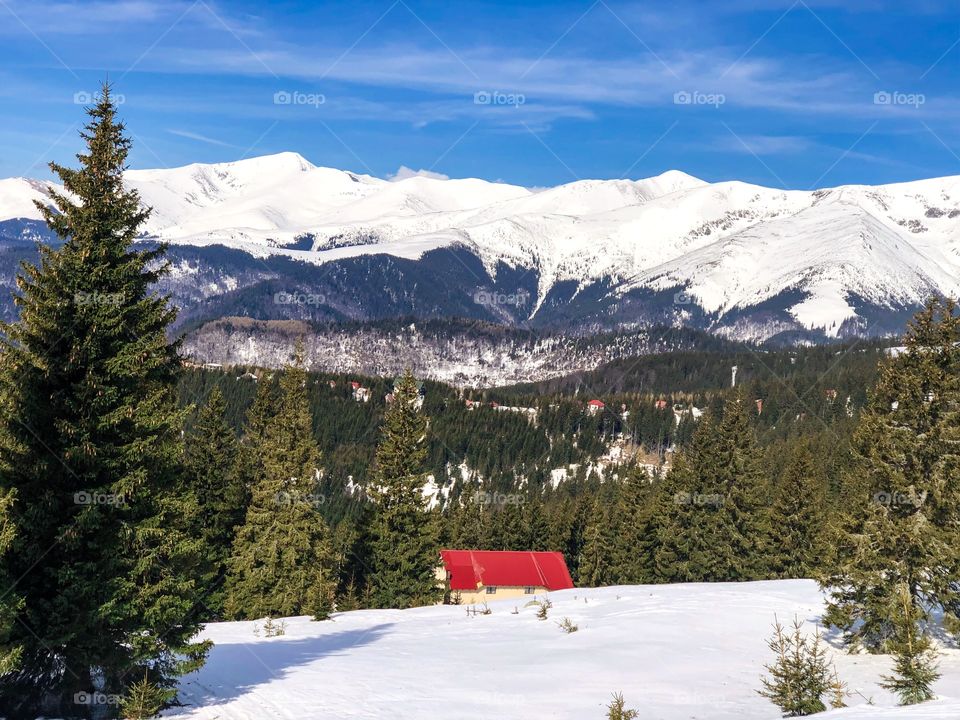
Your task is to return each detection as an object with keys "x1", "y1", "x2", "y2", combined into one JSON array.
[
  {"x1": 0, "y1": 177, "x2": 57, "y2": 218},
  {"x1": 163, "y1": 580, "x2": 960, "y2": 720},
  {"x1": 4, "y1": 154, "x2": 960, "y2": 338},
  {"x1": 634, "y1": 190, "x2": 960, "y2": 331},
  {"x1": 127, "y1": 152, "x2": 387, "y2": 245}
]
